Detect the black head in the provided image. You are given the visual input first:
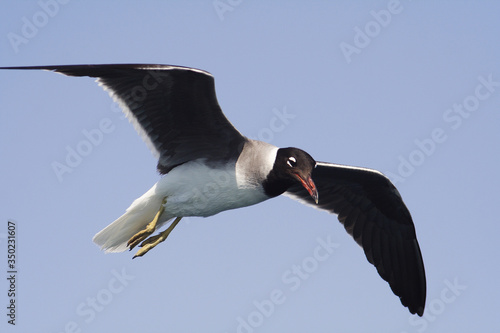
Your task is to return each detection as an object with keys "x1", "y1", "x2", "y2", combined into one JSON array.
[{"x1": 263, "y1": 147, "x2": 318, "y2": 203}]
